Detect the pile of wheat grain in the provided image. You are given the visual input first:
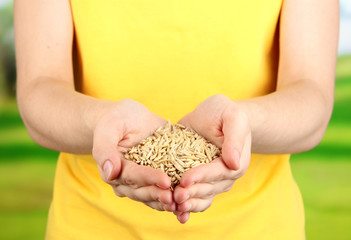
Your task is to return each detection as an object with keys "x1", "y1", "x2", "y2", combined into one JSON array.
[{"x1": 124, "y1": 122, "x2": 221, "y2": 189}]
